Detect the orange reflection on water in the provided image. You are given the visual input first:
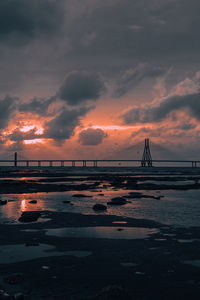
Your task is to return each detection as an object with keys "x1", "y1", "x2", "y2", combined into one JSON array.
[
  {"x1": 0, "y1": 193, "x2": 48, "y2": 221},
  {"x1": 21, "y1": 199, "x2": 26, "y2": 211}
]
